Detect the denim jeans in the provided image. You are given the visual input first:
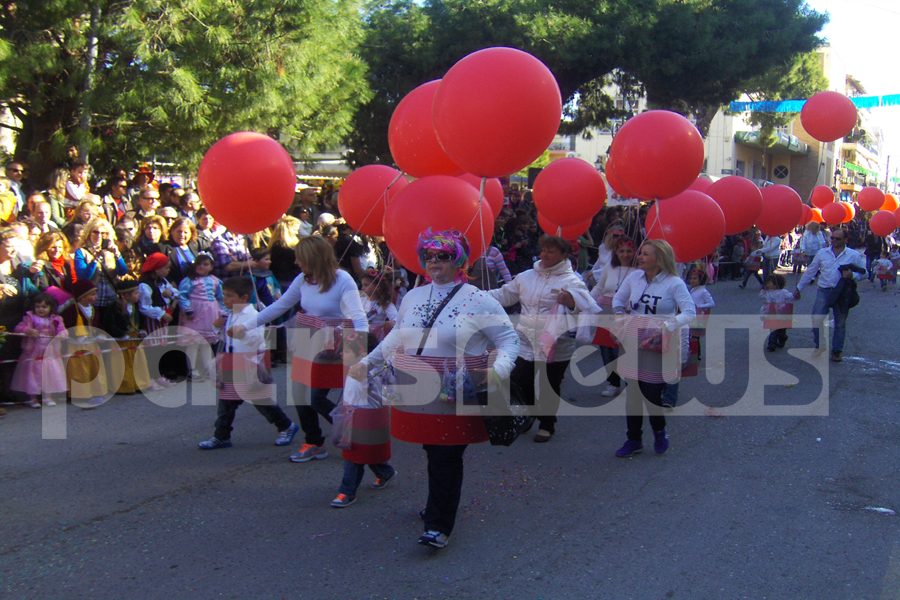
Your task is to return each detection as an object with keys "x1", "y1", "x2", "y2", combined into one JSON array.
[
  {"x1": 741, "y1": 268, "x2": 764, "y2": 287},
  {"x1": 599, "y1": 345, "x2": 621, "y2": 388},
  {"x1": 810, "y1": 287, "x2": 848, "y2": 352},
  {"x1": 662, "y1": 382, "x2": 678, "y2": 407},
  {"x1": 339, "y1": 459, "x2": 394, "y2": 496},
  {"x1": 292, "y1": 381, "x2": 336, "y2": 447},
  {"x1": 214, "y1": 399, "x2": 292, "y2": 441}
]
